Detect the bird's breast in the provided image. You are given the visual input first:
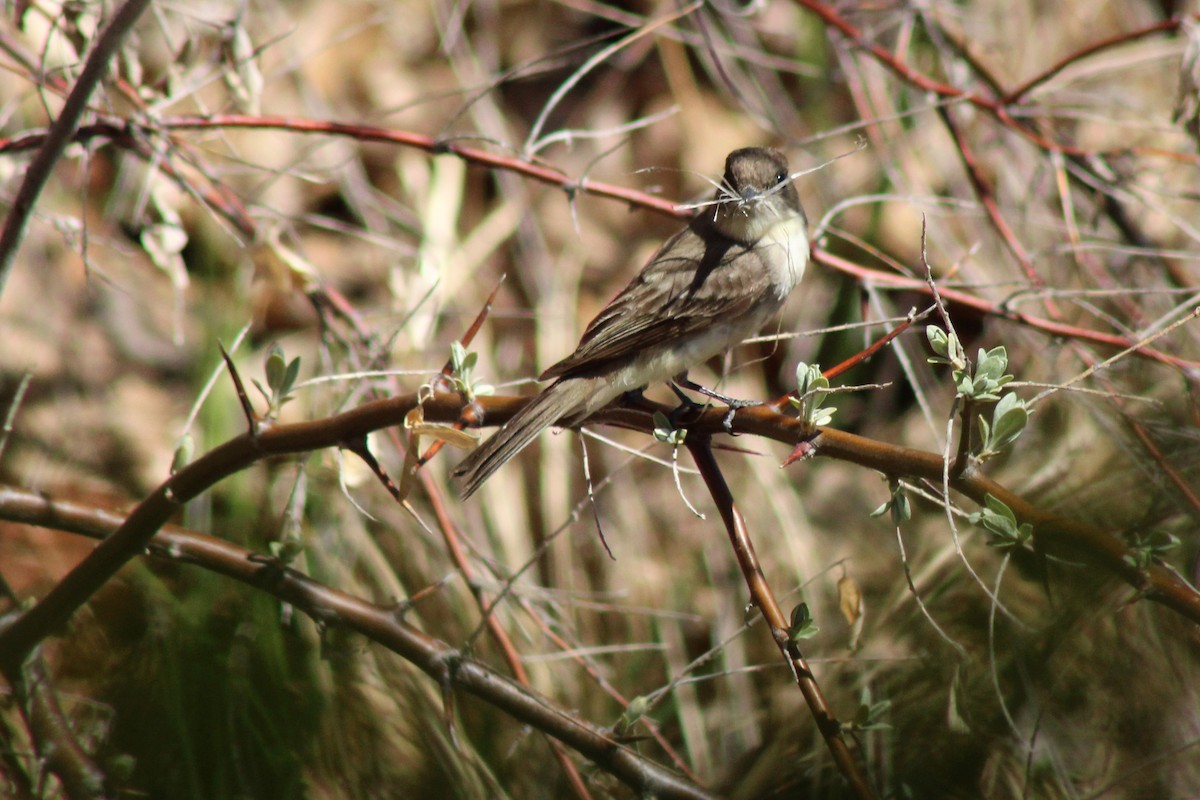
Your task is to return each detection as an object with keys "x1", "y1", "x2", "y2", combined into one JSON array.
[{"x1": 757, "y1": 215, "x2": 809, "y2": 297}]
